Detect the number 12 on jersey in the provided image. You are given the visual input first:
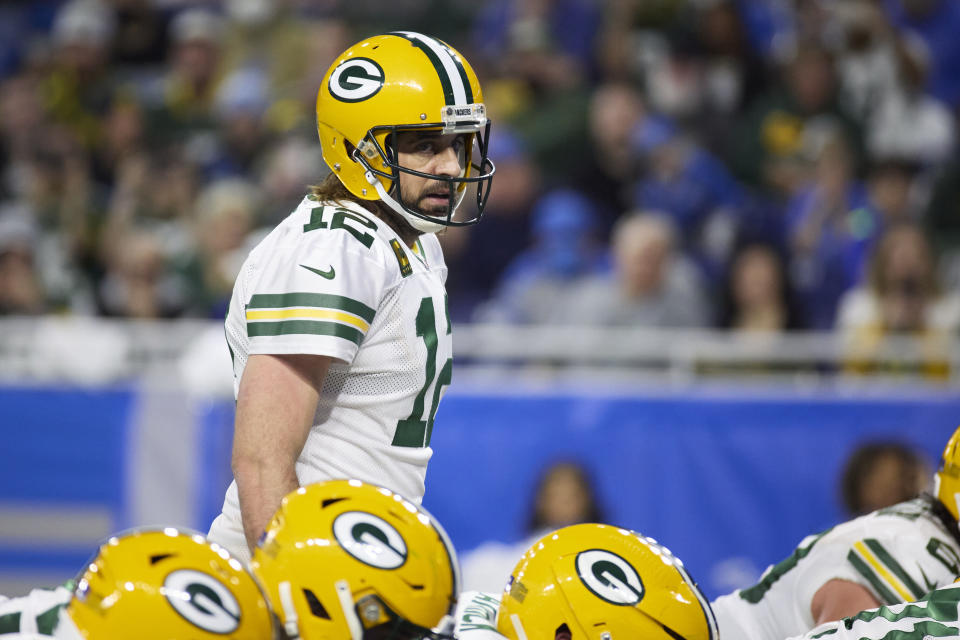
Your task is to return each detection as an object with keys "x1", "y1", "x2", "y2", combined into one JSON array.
[{"x1": 392, "y1": 297, "x2": 452, "y2": 448}]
